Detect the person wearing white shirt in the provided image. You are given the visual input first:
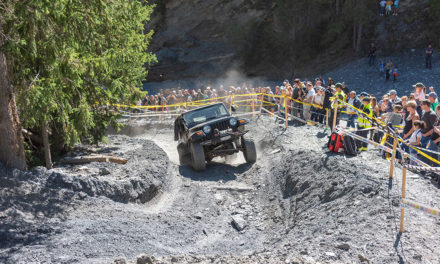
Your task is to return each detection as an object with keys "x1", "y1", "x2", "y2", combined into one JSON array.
[{"x1": 303, "y1": 82, "x2": 315, "y2": 121}]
